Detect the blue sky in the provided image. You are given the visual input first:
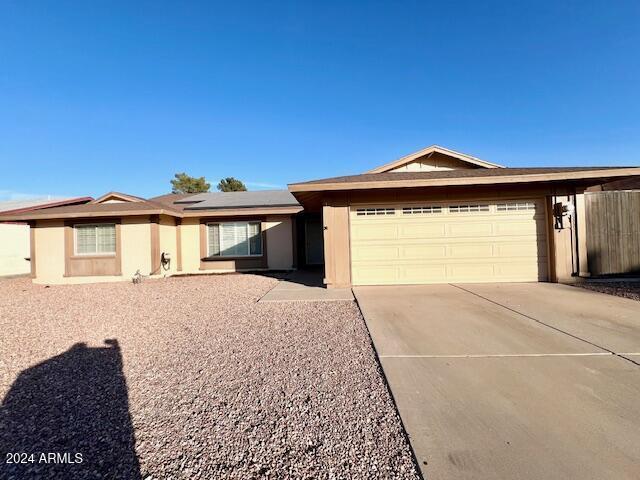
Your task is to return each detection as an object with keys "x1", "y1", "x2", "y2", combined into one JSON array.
[{"x1": 1, "y1": 1, "x2": 639, "y2": 200}]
